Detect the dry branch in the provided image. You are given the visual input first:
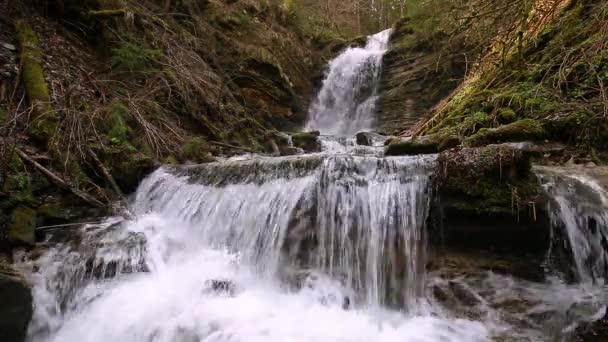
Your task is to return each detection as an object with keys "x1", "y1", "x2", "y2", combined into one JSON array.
[{"x1": 15, "y1": 148, "x2": 106, "y2": 209}]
